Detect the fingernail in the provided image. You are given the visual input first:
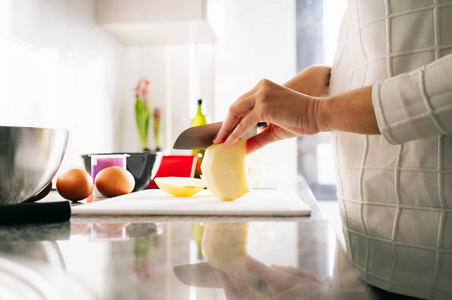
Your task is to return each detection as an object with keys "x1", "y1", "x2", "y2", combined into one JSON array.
[
  {"x1": 221, "y1": 138, "x2": 227, "y2": 143},
  {"x1": 212, "y1": 134, "x2": 217, "y2": 141}
]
